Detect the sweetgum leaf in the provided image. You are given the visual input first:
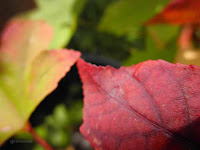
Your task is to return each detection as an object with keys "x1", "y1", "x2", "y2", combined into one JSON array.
[
  {"x1": 147, "y1": 0, "x2": 200, "y2": 25},
  {"x1": 0, "y1": 19, "x2": 81, "y2": 144},
  {"x1": 77, "y1": 59, "x2": 200, "y2": 150}
]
